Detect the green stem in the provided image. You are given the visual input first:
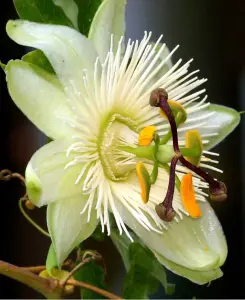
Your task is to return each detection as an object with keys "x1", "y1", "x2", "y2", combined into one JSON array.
[
  {"x1": 179, "y1": 147, "x2": 201, "y2": 157},
  {"x1": 120, "y1": 144, "x2": 176, "y2": 164},
  {"x1": 121, "y1": 144, "x2": 200, "y2": 161},
  {"x1": 0, "y1": 261, "x2": 122, "y2": 300},
  {"x1": 150, "y1": 160, "x2": 158, "y2": 184},
  {"x1": 150, "y1": 133, "x2": 160, "y2": 184},
  {"x1": 0, "y1": 260, "x2": 62, "y2": 299},
  {"x1": 119, "y1": 145, "x2": 155, "y2": 161},
  {"x1": 19, "y1": 199, "x2": 50, "y2": 237}
]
